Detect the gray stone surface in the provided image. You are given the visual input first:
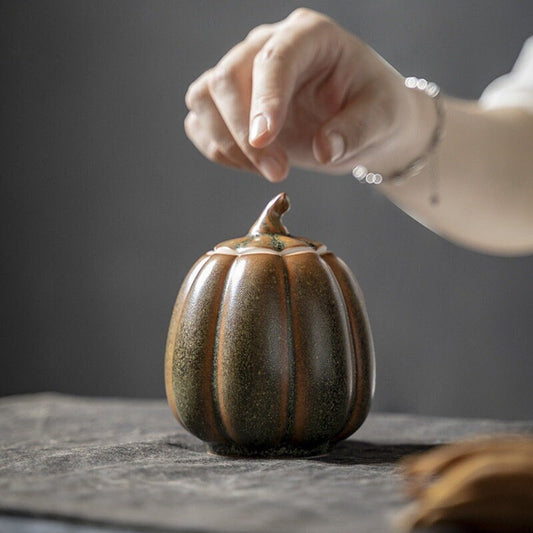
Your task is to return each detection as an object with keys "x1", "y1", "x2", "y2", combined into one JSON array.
[{"x1": 1, "y1": 394, "x2": 532, "y2": 533}]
